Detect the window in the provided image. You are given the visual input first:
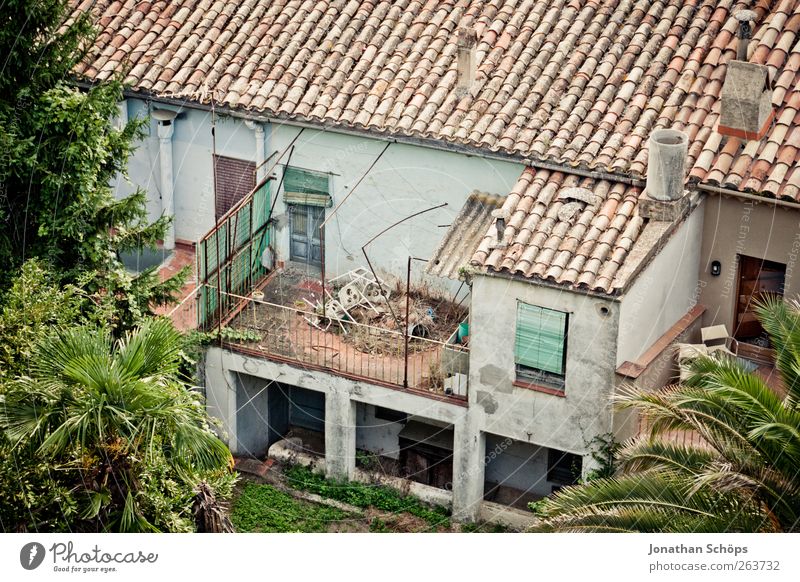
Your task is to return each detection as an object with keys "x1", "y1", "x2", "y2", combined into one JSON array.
[
  {"x1": 213, "y1": 155, "x2": 256, "y2": 220},
  {"x1": 282, "y1": 166, "x2": 331, "y2": 207},
  {"x1": 547, "y1": 448, "x2": 581, "y2": 486},
  {"x1": 514, "y1": 302, "x2": 568, "y2": 389}
]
